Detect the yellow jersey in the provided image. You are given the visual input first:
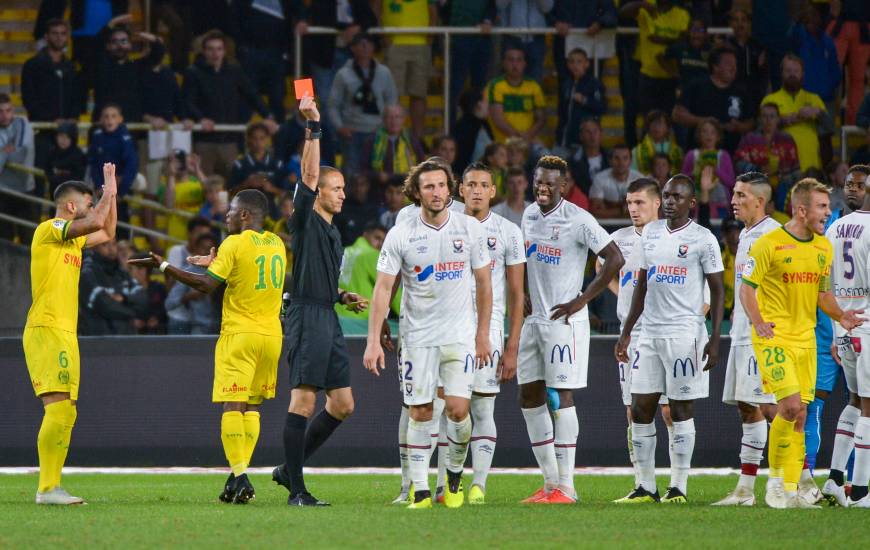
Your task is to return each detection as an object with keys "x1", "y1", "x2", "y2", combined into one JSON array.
[
  {"x1": 761, "y1": 88, "x2": 826, "y2": 171},
  {"x1": 382, "y1": 0, "x2": 432, "y2": 45},
  {"x1": 25, "y1": 218, "x2": 88, "y2": 333},
  {"x1": 207, "y1": 229, "x2": 286, "y2": 337},
  {"x1": 487, "y1": 76, "x2": 546, "y2": 143},
  {"x1": 637, "y1": 3, "x2": 690, "y2": 79},
  {"x1": 741, "y1": 227, "x2": 833, "y2": 348},
  {"x1": 164, "y1": 177, "x2": 205, "y2": 242}
]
